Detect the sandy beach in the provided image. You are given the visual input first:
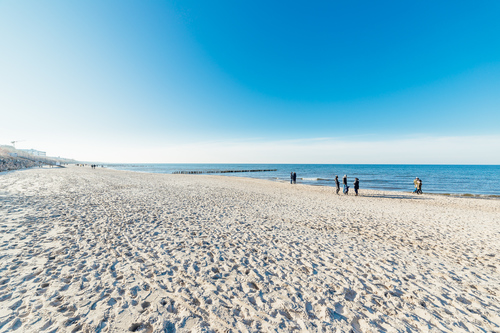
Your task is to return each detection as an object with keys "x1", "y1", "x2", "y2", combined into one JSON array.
[{"x1": 1, "y1": 166, "x2": 499, "y2": 332}]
